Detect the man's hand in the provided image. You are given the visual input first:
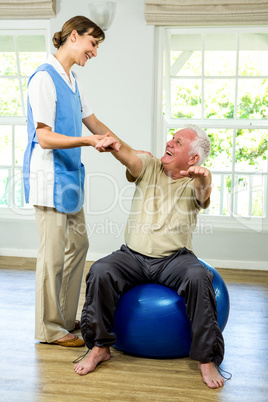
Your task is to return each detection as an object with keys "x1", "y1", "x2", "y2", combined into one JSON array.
[
  {"x1": 94, "y1": 133, "x2": 121, "y2": 152},
  {"x1": 180, "y1": 166, "x2": 212, "y2": 206},
  {"x1": 180, "y1": 166, "x2": 210, "y2": 180}
]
